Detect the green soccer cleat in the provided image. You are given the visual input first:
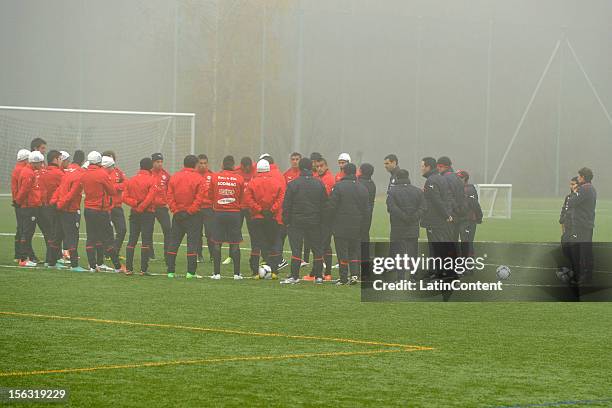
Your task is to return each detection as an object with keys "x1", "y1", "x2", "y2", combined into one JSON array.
[
  {"x1": 167, "y1": 273, "x2": 175, "y2": 278},
  {"x1": 186, "y1": 273, "x2": 195, "y2": 279},
  {"x1": 70, "y1": 266, "x2": 88, "y2": 272}
]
